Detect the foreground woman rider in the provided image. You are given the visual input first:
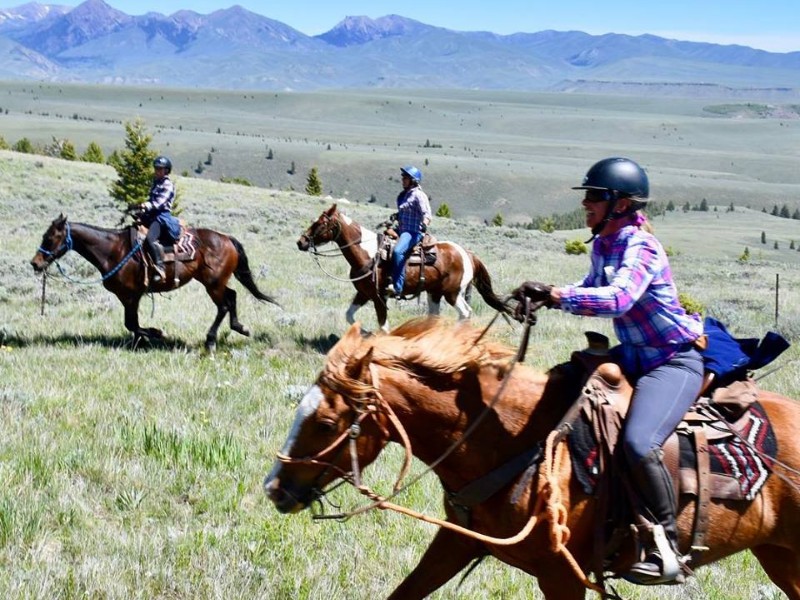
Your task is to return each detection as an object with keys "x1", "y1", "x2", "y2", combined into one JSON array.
[
  {"x1": 513, "y1": 157, "x2": 704, "y2": 585},
  {"x1": 136, "y1": 156, "x2": 179, "y2": 283}
]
